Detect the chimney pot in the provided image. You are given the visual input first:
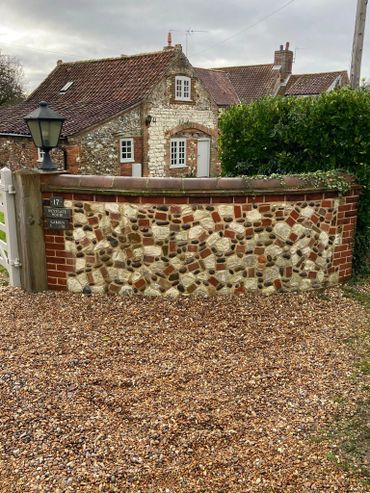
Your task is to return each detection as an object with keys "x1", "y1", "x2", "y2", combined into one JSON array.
[
  {"x1": 168, "y1": 32, "x2": 172, "y2": 47},
  {"x1": 57, "y1": 59, "x2": 63, "y2": 65},
  {"x1": 280, "y1": 45, "x2": 284, "y2": 51},
  {"x1": 285, "y1": 41, "x2": 290, "y2": 50}
]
